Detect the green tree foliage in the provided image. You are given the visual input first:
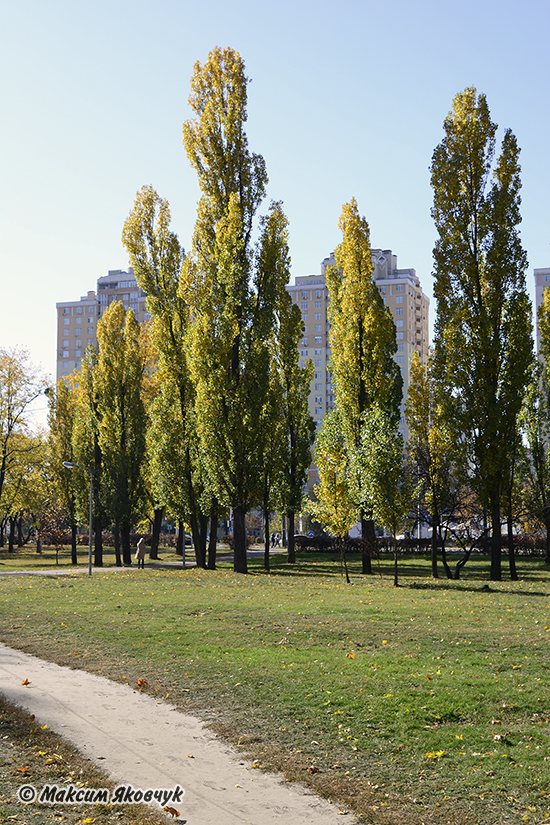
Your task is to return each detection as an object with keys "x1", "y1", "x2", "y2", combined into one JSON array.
[
  {"x1": 122, "y1": 184, "x2": 212, "y2": 567},
  {"x1": 357, "y1": 405, "x2": 415, "y2": 587},
  {"x1": 0, "y1": 347, "x2": 47, "y2": 518},
  {"x1": 183, "y1": 47, "x2": 289, "y2": 573},
  {"x1": 308, "y1": 410, "x2": 357, "y2": 582},
  {"x1": 405, "y1": 350, "x2": 460, "y2": 578},
  {"x1": 48, "y1": 380, "x2": 79, "y2": 563},
  {"x1": 72, "y1": 351, "x2": 105, "y2": 566},
  {"x1": 326, "y1": 199, "x2": 402, "y2": 572},
  {"x1": 96, "y1": 301, "x2": 147, "y2": 565},
  {"x1": 430, "y1": 87, "x2": 533, "y2": 581}
]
